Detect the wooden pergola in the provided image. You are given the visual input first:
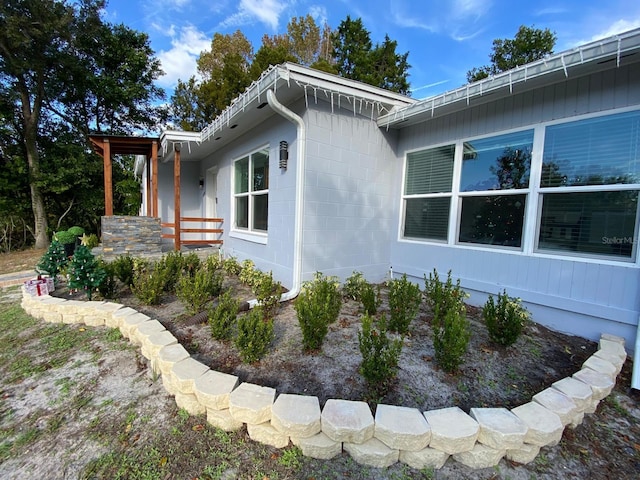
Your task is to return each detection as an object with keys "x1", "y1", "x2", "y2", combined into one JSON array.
[{"x1": 89, "y1": 135, "x2": 160, "y2": 217}]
